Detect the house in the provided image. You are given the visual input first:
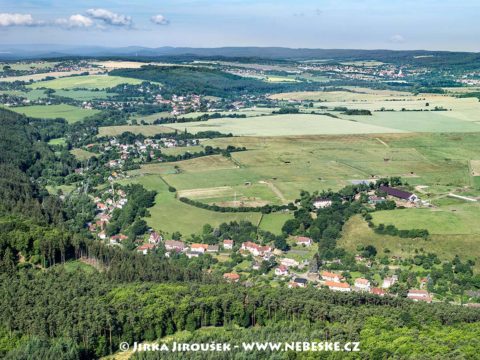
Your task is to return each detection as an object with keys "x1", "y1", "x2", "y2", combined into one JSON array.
[
  {"x1": 96, "y1": 202, "x2": 107, "y2": 211},
  {"x1": 207, "y1": 245, "x2": 219, "y2": 253},
  {"x1": 295, "y1": 236, "x2": 313, "y2": 247},
  {"x1": 368, "y1": 196, "x2": 386, "y2": 205},
  {"x1": 275, "y1": 265, "x2": 289, "y2": 276},
  {"x1": 165, "y1": 240, "x2": 185, "y2": 252},
  {"x1": 370, "y1": 287, "x2": 386, "y2": 296},
  {"x1": 98, "y1": 231, "x2": 107, "y2": 240},
  {"x1": 289, "y1": 278, "x2": 307, "y2": 288},
  {"x1": 280, "y1": 258, "x2": 300, "y2": 268},
  {"x1": 313, "y1": 198, "x2": 332, "y2": 209},
  {"x1": 241, "y1": 241, "x2": 272, "y2": 257},
  {"x1": 382, "y1": 275, "x2": 398, "y2": 289},
  {"x1": 325, "y1": 281, "x2": 351, "y2": 292},
  {"x1": 321, "y1": 271, "x2": 344, "y2": 282},
  {"x1": 223, "y1": 273, "x2": 240, "y2": 282},
  {"x1": 354, "y1": 278, "x2": 371, "y2": 291},
  {"x1": 137, "y1": 244, "x2": 155, "y2": 255},
  {"x1": 407, "y1": 289, "x2": 432, "y2": 303},
  {"x1": 379, "y1": 186, "x2": 418, "y2": 202},
  {"x1": 191, "y1": 243, "x2": 209, "y2": 253},
  {"x1": 223, "y1": 239, "x2": 234, "y2": 250},
  {"x1": 186, "y1": 251, "x2": 200, "y2": 259},
  {"x1": 110, "y1": 234, "x2": 128, "y2": 243},
  {"x1": 149, "y1": 232, "x2": 162, "y2": 244}
]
